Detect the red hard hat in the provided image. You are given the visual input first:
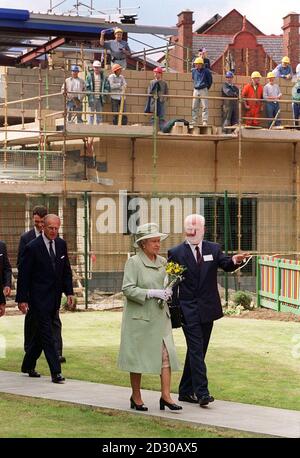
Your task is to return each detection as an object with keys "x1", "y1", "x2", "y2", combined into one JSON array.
[{"x1": 153, "y1": 67, "x2": 163, "y2": 73}]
